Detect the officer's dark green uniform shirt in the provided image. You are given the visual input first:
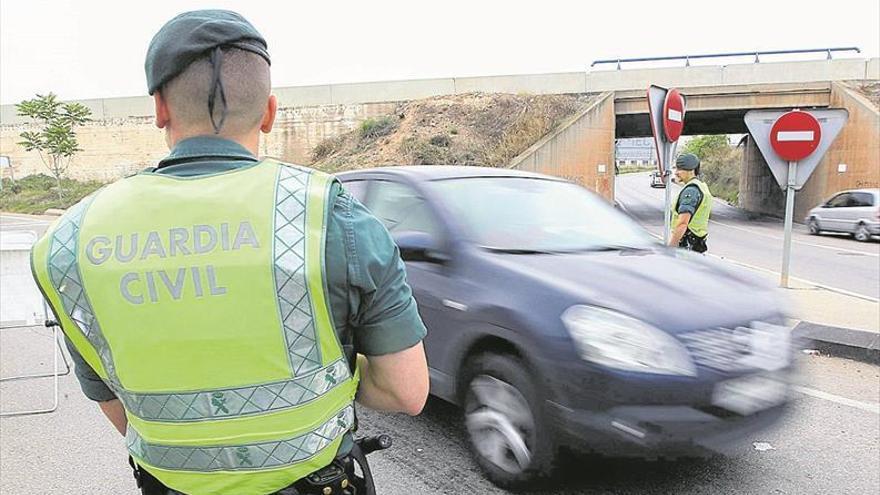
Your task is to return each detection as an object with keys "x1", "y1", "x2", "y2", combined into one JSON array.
[
  {"x1": 676, "y1": 183, "x2": 705, "y2": 217},
  {"x1": 66, "y1": 136, "x2": 428, "y2": 402}
]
